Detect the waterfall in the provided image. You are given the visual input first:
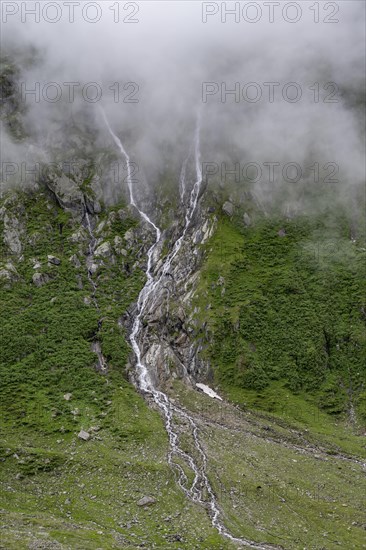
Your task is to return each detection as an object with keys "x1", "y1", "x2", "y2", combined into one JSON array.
[{"x1": 100, "y1": 107, "x2": 279, "y2": 549}]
